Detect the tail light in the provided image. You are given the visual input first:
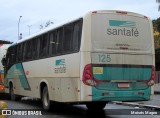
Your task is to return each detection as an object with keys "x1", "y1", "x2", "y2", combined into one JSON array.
[
  {"x1": 0, "y1": 85, "x2": 5, "y2": 91},
  {"x1": 147, "y1": 66, "x2": 155, "y2": 86},
  {"x1": 82, "y1": 64, "x2": 110, "y2": 86},
  {"x1": 82, "y1": 64, "x2": 98, "y2": 86}
]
